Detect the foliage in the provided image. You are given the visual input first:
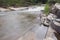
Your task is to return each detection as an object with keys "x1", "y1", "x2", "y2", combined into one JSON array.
[
  {"x1": 0, "y1": 0, "x2": 48, "y2": 7},
  {"x1": 44, "y1": 4, "x2": 50, "y2": 15},
  {"x1": 56, "y1": 0, "x2": 60, "y2": 3},
  {"x1": 44, "y1": 0, "x2": 57, "y2": 15}
]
